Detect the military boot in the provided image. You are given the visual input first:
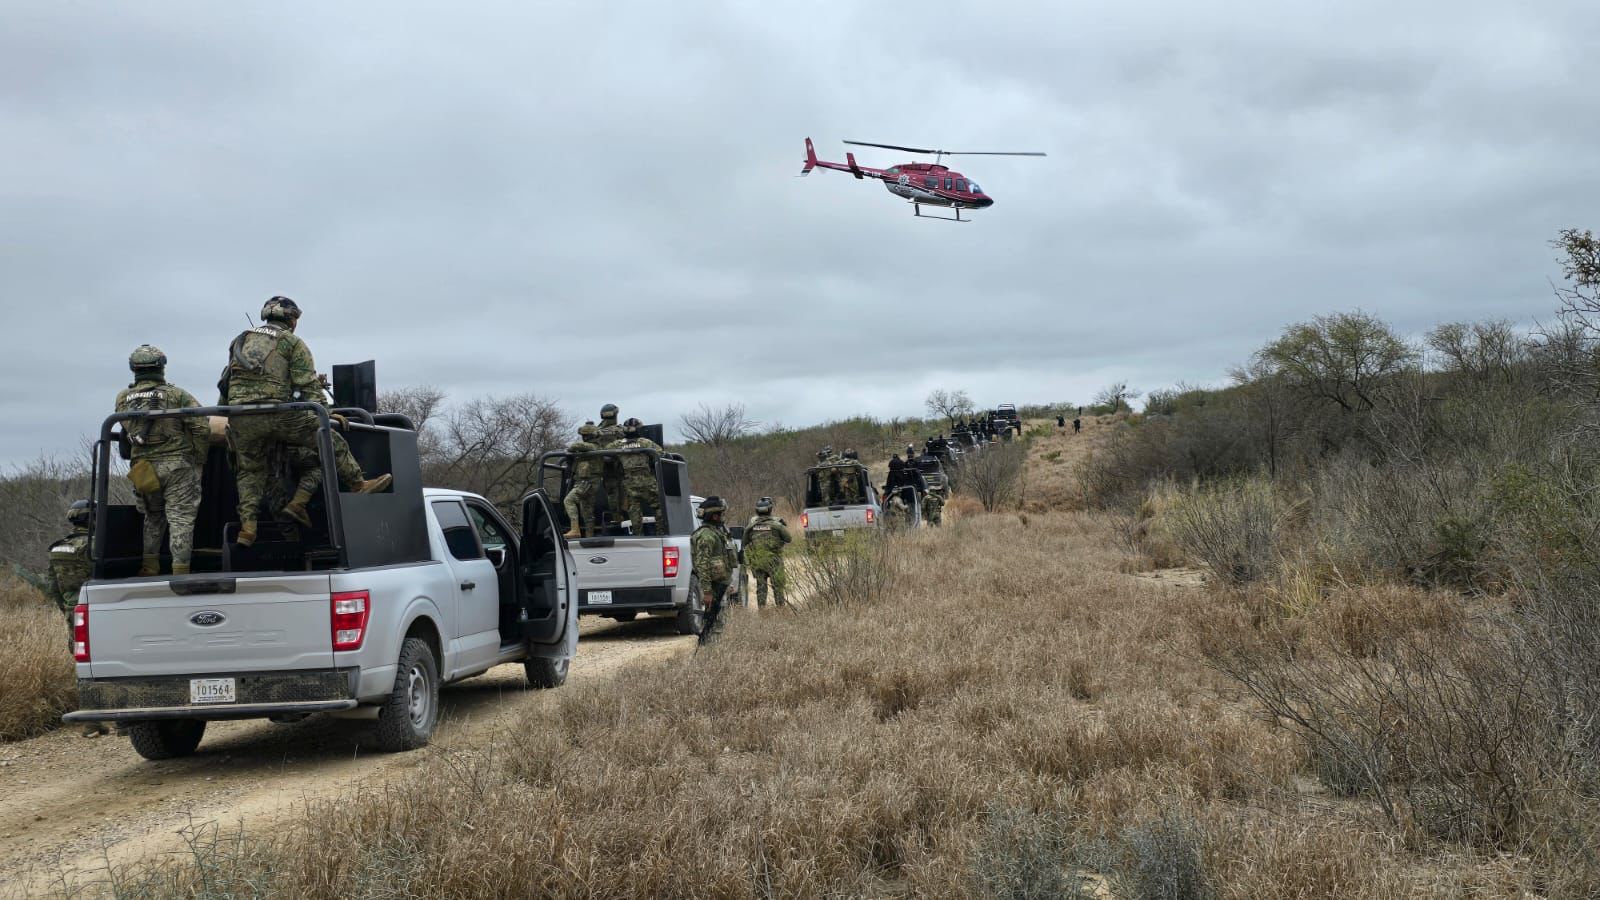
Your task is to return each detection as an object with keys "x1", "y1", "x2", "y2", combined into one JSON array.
[
  {"x1": 171, "y1": 562, "x2": 191, "y2": 576},
  {"x1": 280, "y1": 488, "x2": 314, "y2": 528},
  {"x1": 562, "y1": 524, "x2": 579, "y2": 539},
  {"x1": 138, "y1": 556, "x2": 159, "y2": 577},
  {"x1": 353, "y1": 474, "x2": 393, "y2": 494},
  {"x1": 237, "y1": 521, "x2": 257, "y2": 547}
]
